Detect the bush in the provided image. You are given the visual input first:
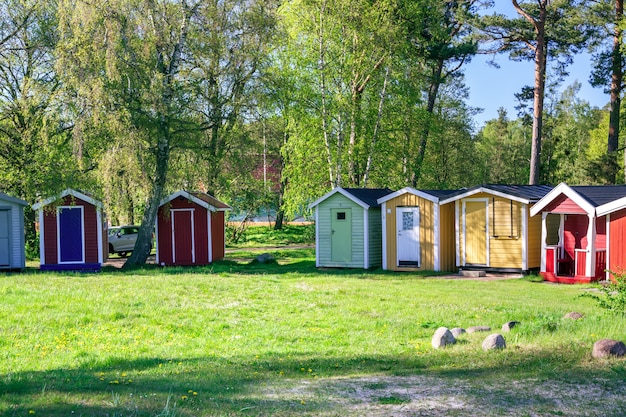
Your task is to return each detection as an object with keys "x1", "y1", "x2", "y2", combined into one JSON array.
[{"x1": 581, "y1": 272, "x2": 626, "y2": 315}]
